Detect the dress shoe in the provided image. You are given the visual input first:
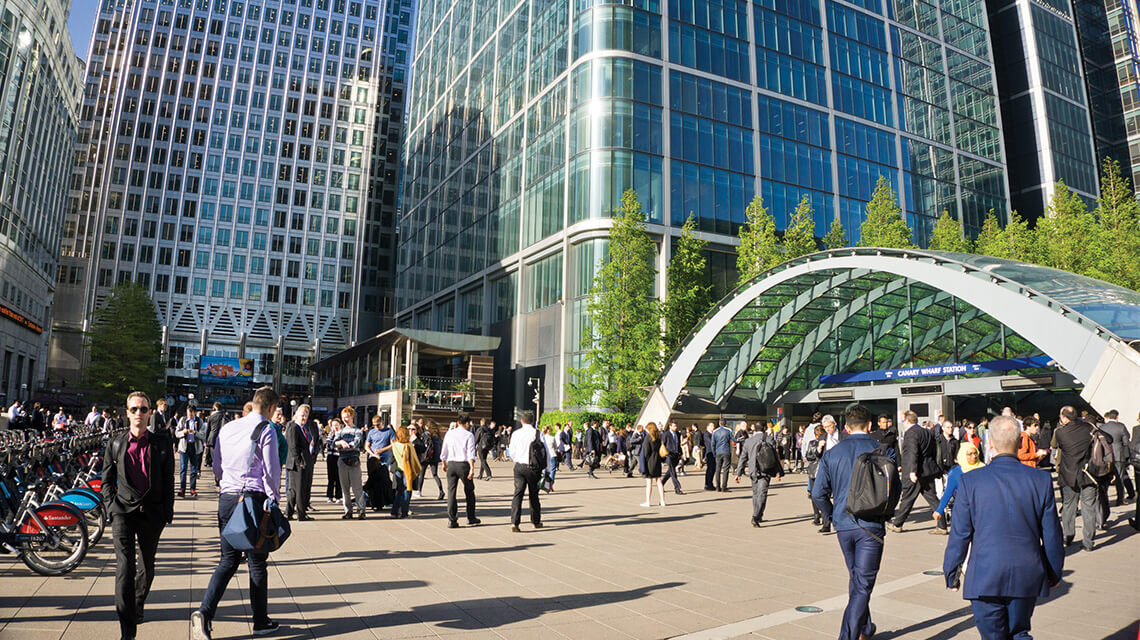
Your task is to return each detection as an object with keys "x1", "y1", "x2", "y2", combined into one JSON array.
[
  {"x1": 285, "y1": 513, "x2": 294, "y2": 521},
  {"x1": 675, "y1": 489, "x2": 685, "y2": 495},
  {"x1": 298, "y1": 515, "x2": 314, "y2": 521},
  {"x1": 341, "y1": 512, "x2": 352, "y2": 520},
  {"x1": 859, "y1": 622, "x2": 877, "y2": 639},
  {"x1": 358, "y1": 511, "x2": 366, "y2": 520},
  {"x1": 448, "y1": 521, "x2": 459, "y2": 529},
  {"x1": 751, "y1": 519, "x2": 761, "y2": 527},
  {"x1": 437, "y1": 492, "x2": 445, "y2": 500},
  {"x1": 1064, "y1": 534, "x2": 1074, "y2": 545},
  {"x1": 468, "y1": 518, "x2": 481, "y2": 526},
  {"x1": 1128, "y1": 517, "x2": 1139, "y2": 531},
  {"x1": 1083, "y1": 542, "x2": 1095, "y2": 552},
  {"x1": 818, "y1": 524, "x2": 831, "y2": 534},
  {"x1": 533, "y1": 522, "x2": 543, "y2": 529},
  {"x1": 511, "y1": 525, "x2": 521, "y2": 532}
]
